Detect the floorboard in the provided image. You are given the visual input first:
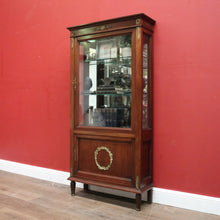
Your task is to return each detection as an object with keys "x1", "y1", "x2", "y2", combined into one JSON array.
[{"x1": 0, "y1": 170, "x2": 219, "y2": 220}]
